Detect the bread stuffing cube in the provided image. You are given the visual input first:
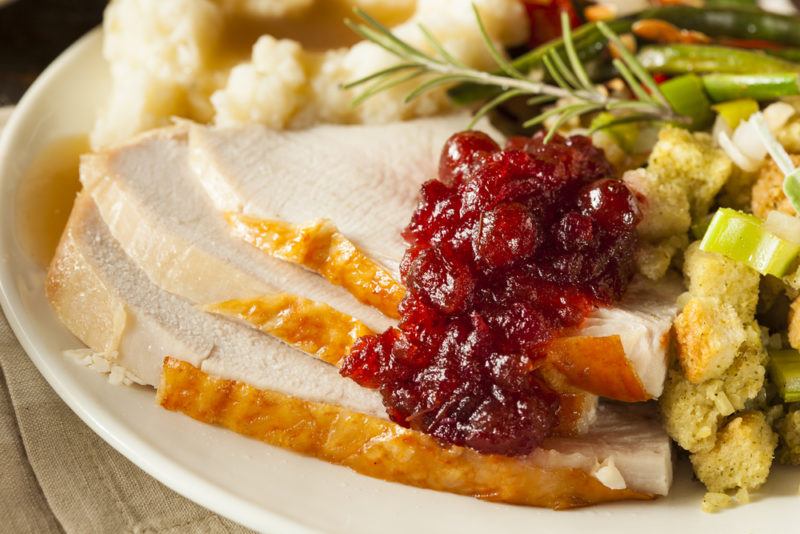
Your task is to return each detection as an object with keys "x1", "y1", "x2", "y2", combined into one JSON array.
[
  {"x1": 691, "y1": 412, "x2": 777, "y2": 492},
  {"x1": 648, "y1": 126, "x2": 732, "y2": 220},
  {"x1": 674, "y1": 297, "x2": 746, "y2": 384},
  {"x1": 777, "y1": 408, "x2": 800, "y2": 465},
  {"x1": 682, "y1": 242, "x2": 760, "y2": 319}
]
